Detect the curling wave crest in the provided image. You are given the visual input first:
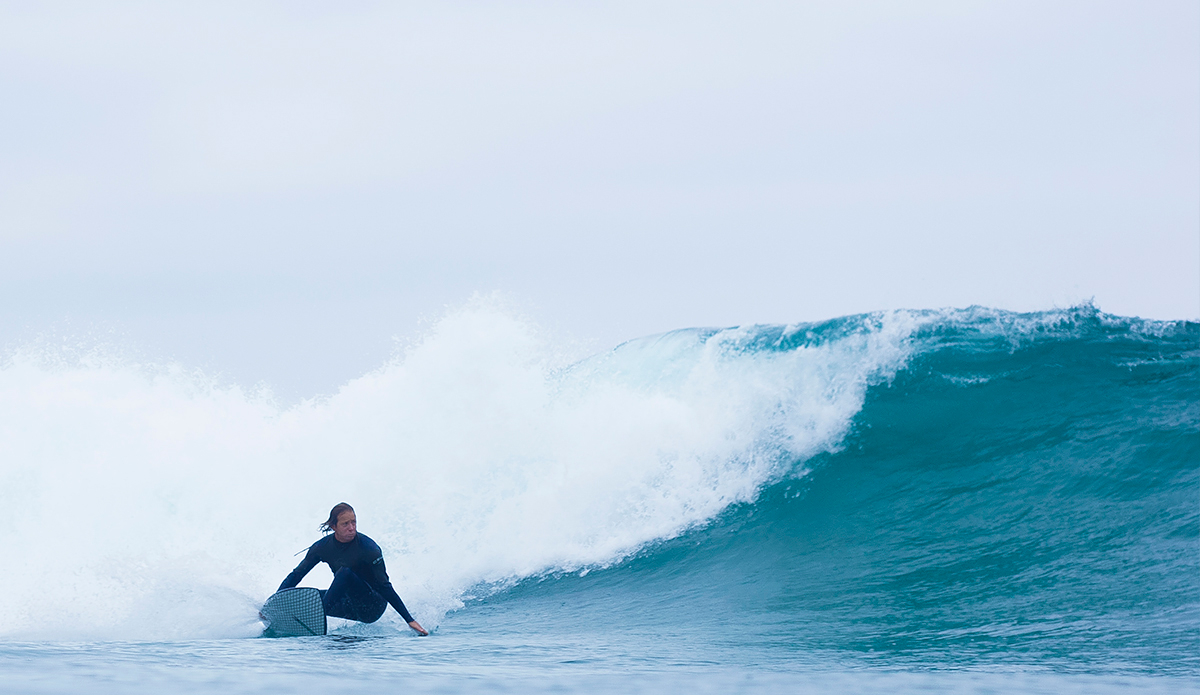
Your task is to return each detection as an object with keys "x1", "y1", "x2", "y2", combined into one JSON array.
[{"x1": 0, "y1": 302, "x2": 920, "y2": 640}]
